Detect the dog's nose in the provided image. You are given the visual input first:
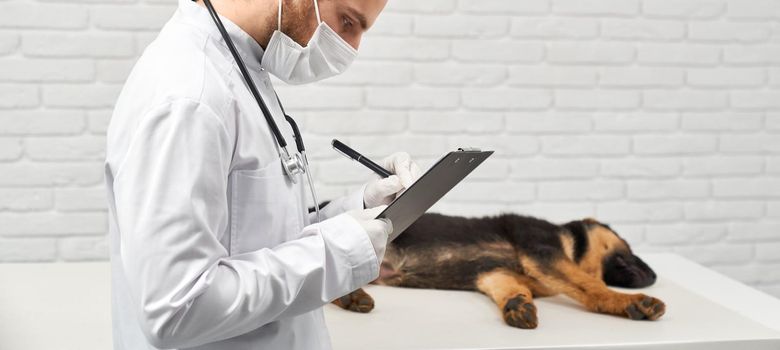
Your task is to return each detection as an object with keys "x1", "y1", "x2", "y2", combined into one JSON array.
[{"x1": 650, "y1": 270, "x2": 657, "y2": 281}]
